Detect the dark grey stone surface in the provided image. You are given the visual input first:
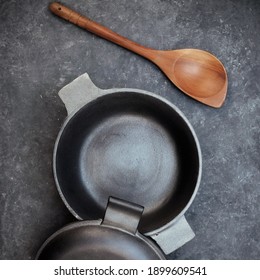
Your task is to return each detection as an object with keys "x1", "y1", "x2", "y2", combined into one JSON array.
[{"x1": 0, "y1": 0, "x2": 259, "y2": 259}]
